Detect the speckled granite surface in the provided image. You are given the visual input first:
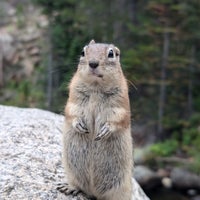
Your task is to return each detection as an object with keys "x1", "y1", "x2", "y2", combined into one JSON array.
[{"x1": 0, "y1": 105, "x2": 150, "y2": 200}]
